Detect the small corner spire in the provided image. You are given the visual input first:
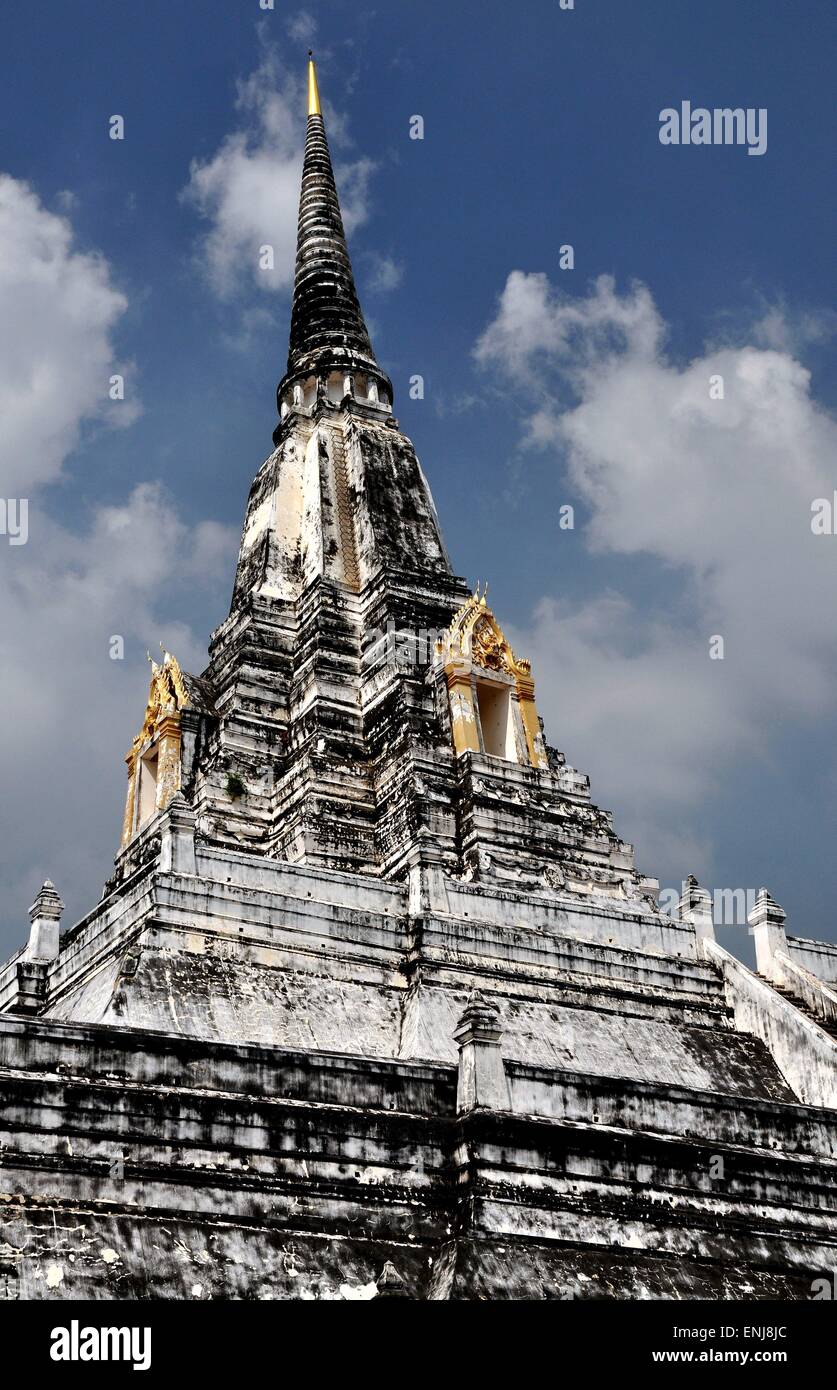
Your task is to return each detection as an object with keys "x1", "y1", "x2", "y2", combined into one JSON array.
[{"x1": 307, "y1": 52, "x2": 321, "y2": 117}]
